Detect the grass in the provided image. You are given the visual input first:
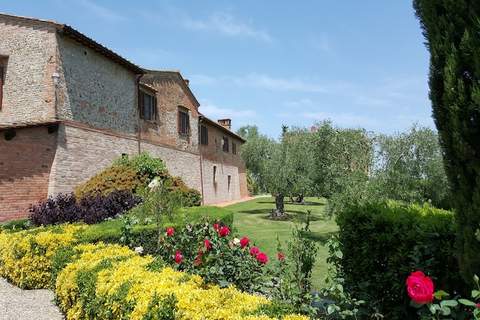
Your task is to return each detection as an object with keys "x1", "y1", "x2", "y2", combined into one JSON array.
[{"x1": 226, "y1": 196, "x2": 337, "y2": 289}]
